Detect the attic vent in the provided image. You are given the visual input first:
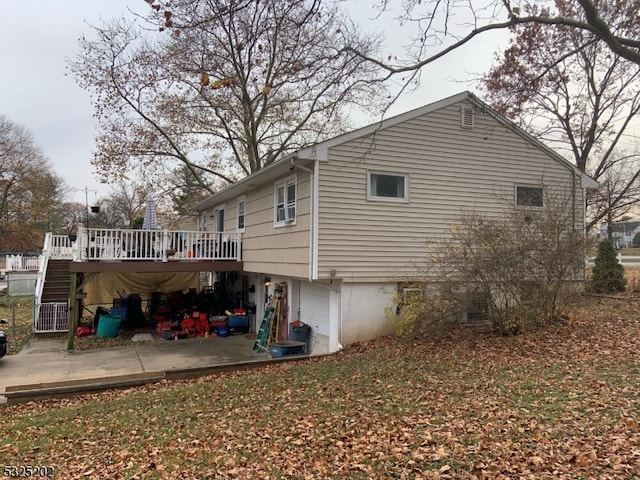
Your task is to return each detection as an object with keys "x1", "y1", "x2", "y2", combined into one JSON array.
[{"x1": 461, "y1": 106, "x2": 474, "y2": 129}]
